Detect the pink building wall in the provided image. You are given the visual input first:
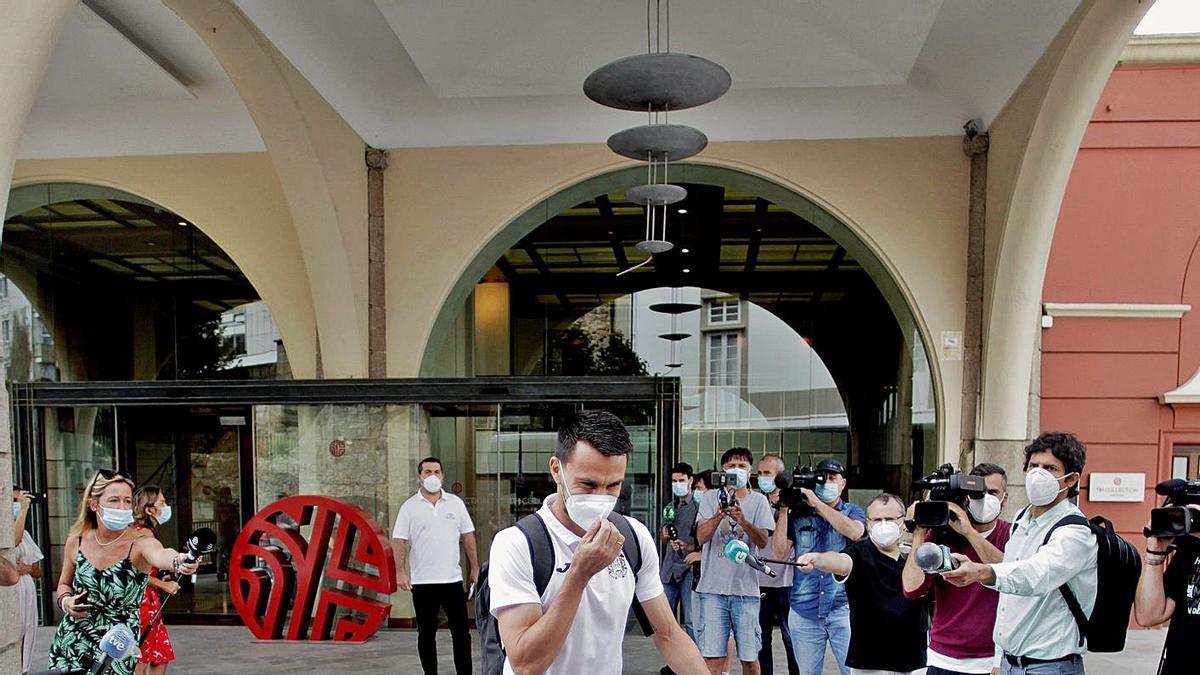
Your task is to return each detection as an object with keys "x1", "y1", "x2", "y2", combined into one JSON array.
[{"x1": 1043, "y1": 63, "x2": 1200, "y2": 545}]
